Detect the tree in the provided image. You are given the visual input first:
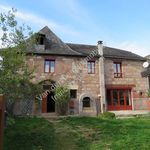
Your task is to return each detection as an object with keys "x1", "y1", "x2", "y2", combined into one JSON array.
[{"x1": 0, "y1": 8, "x2": 38, "y2": 115}]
